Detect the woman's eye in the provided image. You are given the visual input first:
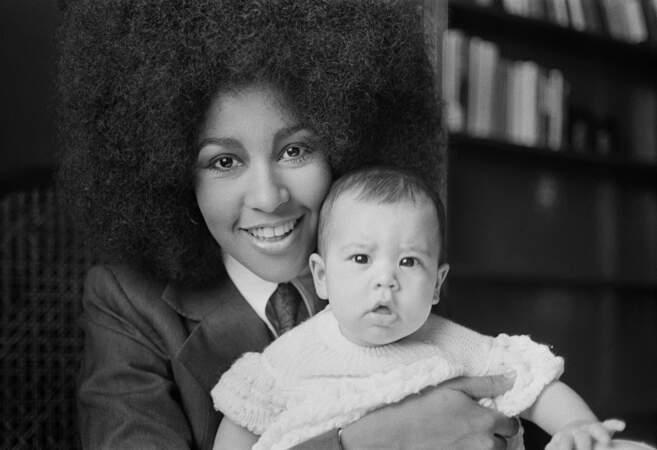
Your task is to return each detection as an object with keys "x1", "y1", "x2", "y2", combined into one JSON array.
[
  {"x1": 400, "y1": 257, "x2": 417, "y2": 267},
  {"x1": 210, "y1": 155, "x2": 242, "y2": 171},
  {"x1": 280, "y1": 144, "x2": 310, "y2": 162},
  {"x1": 351, "y1": 254, "x2": 369, "y2": 264}
]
